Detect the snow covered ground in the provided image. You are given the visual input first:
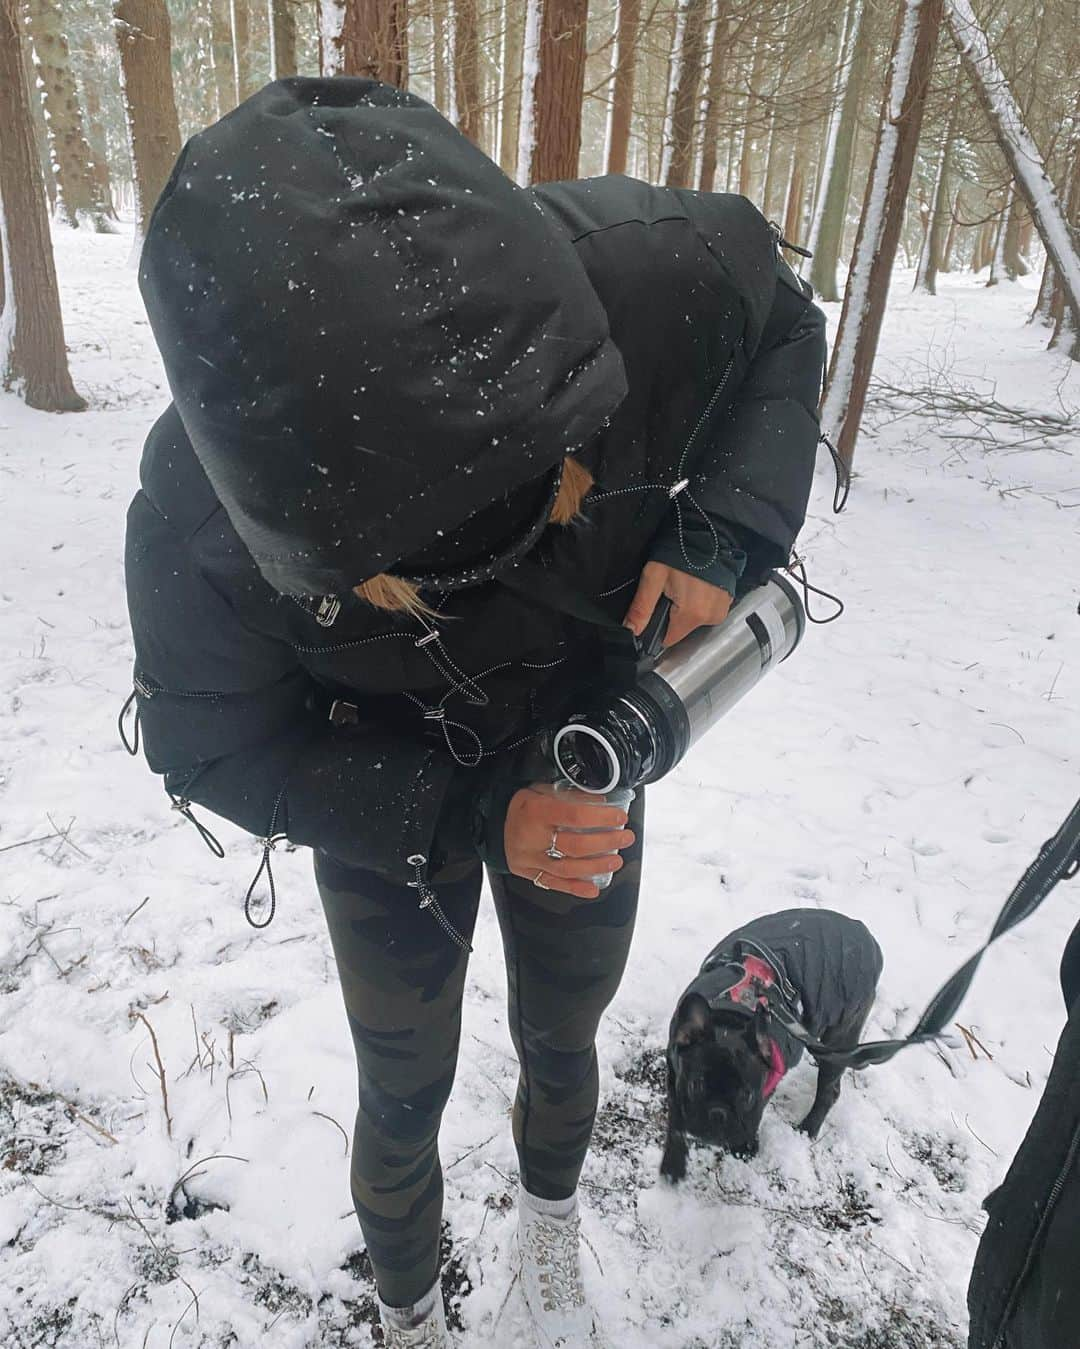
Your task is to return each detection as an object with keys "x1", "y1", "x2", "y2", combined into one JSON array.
[{"x1": 0, "y1": 225, "x2": 1077, "y2": 1349}]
